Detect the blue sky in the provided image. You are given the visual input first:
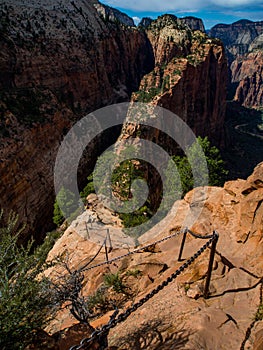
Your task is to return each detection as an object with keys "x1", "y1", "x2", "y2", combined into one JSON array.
[{"x1": 100, "y1": 0, "x2": 263, "y2": 29}]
